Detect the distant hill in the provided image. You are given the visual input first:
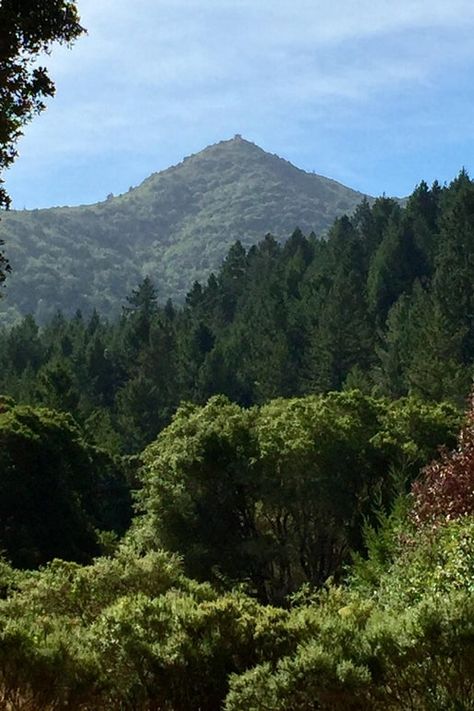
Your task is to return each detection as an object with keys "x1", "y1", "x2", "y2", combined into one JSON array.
[{"x1": 0, "y1": 135, "x2": 369, "y2": 323}]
